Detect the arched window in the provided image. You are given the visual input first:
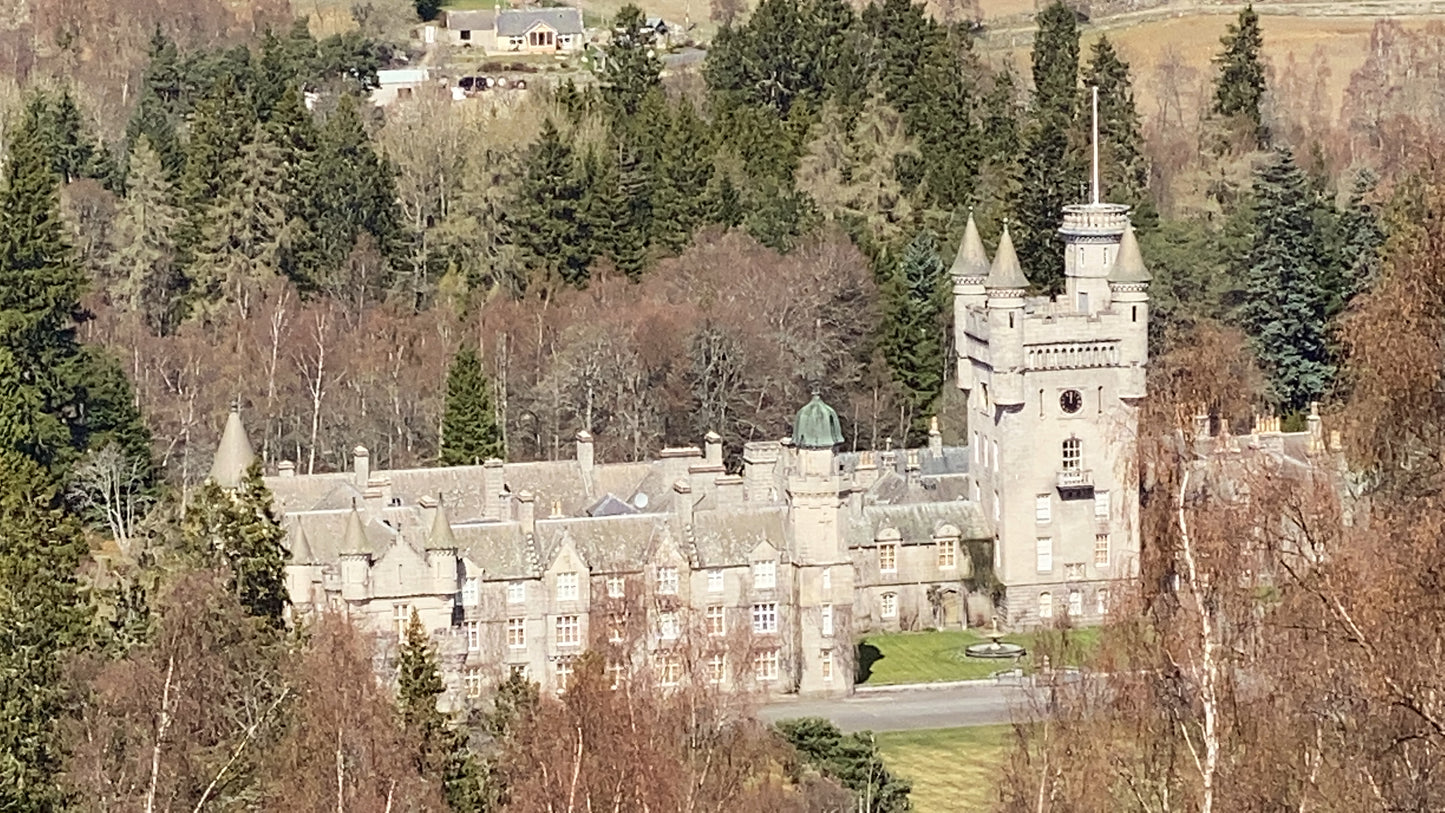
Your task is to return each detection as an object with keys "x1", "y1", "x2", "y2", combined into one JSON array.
[
  {"x1": 1068, "y1": 590, "x2": 1083, "y2": 617},
  {"x1": 1038, "y1": 592, "x2": 1053, "y2": 620},
  {"x1": 1062, "y1": 437, "x2": 1082, "y2": 471}
]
